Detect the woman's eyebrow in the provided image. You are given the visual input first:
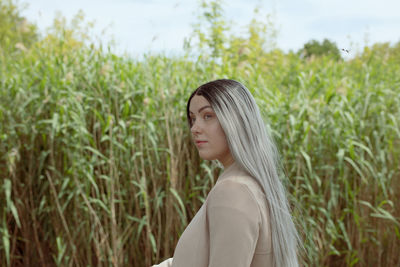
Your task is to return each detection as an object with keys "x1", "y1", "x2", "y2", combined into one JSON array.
[{"x1": 189, "y1": 105, "x2": 212, "y2": 114}]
